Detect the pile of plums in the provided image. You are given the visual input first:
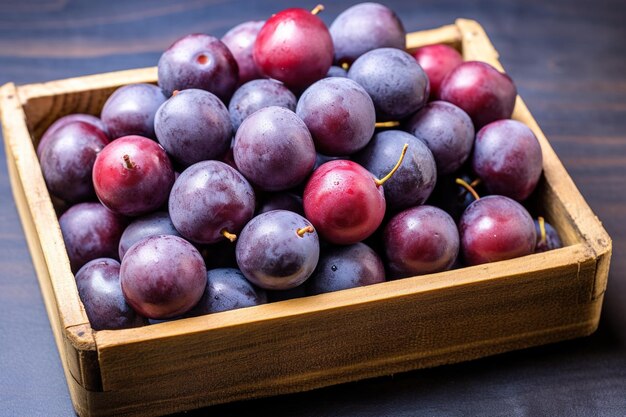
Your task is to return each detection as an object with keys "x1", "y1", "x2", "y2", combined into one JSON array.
[{"x1": 38, "y1": 2, "x2": 562, "y2": 330}]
